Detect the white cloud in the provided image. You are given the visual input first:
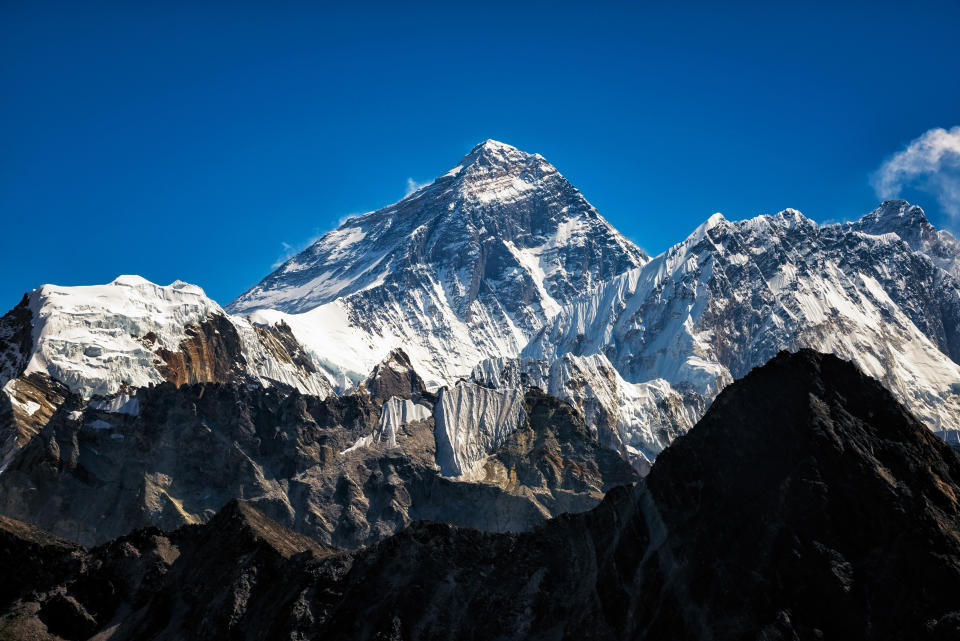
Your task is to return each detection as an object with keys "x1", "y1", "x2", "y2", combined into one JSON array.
[
  {"x1": 405, "y1": 177, "x2": 428, "y2": 196},
  {"x1": 872, "y1": 126, "x2": 960, "y2": 220},
  {"x1": 271, "y1": 241, "x2": 299, "y2": 269}
]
